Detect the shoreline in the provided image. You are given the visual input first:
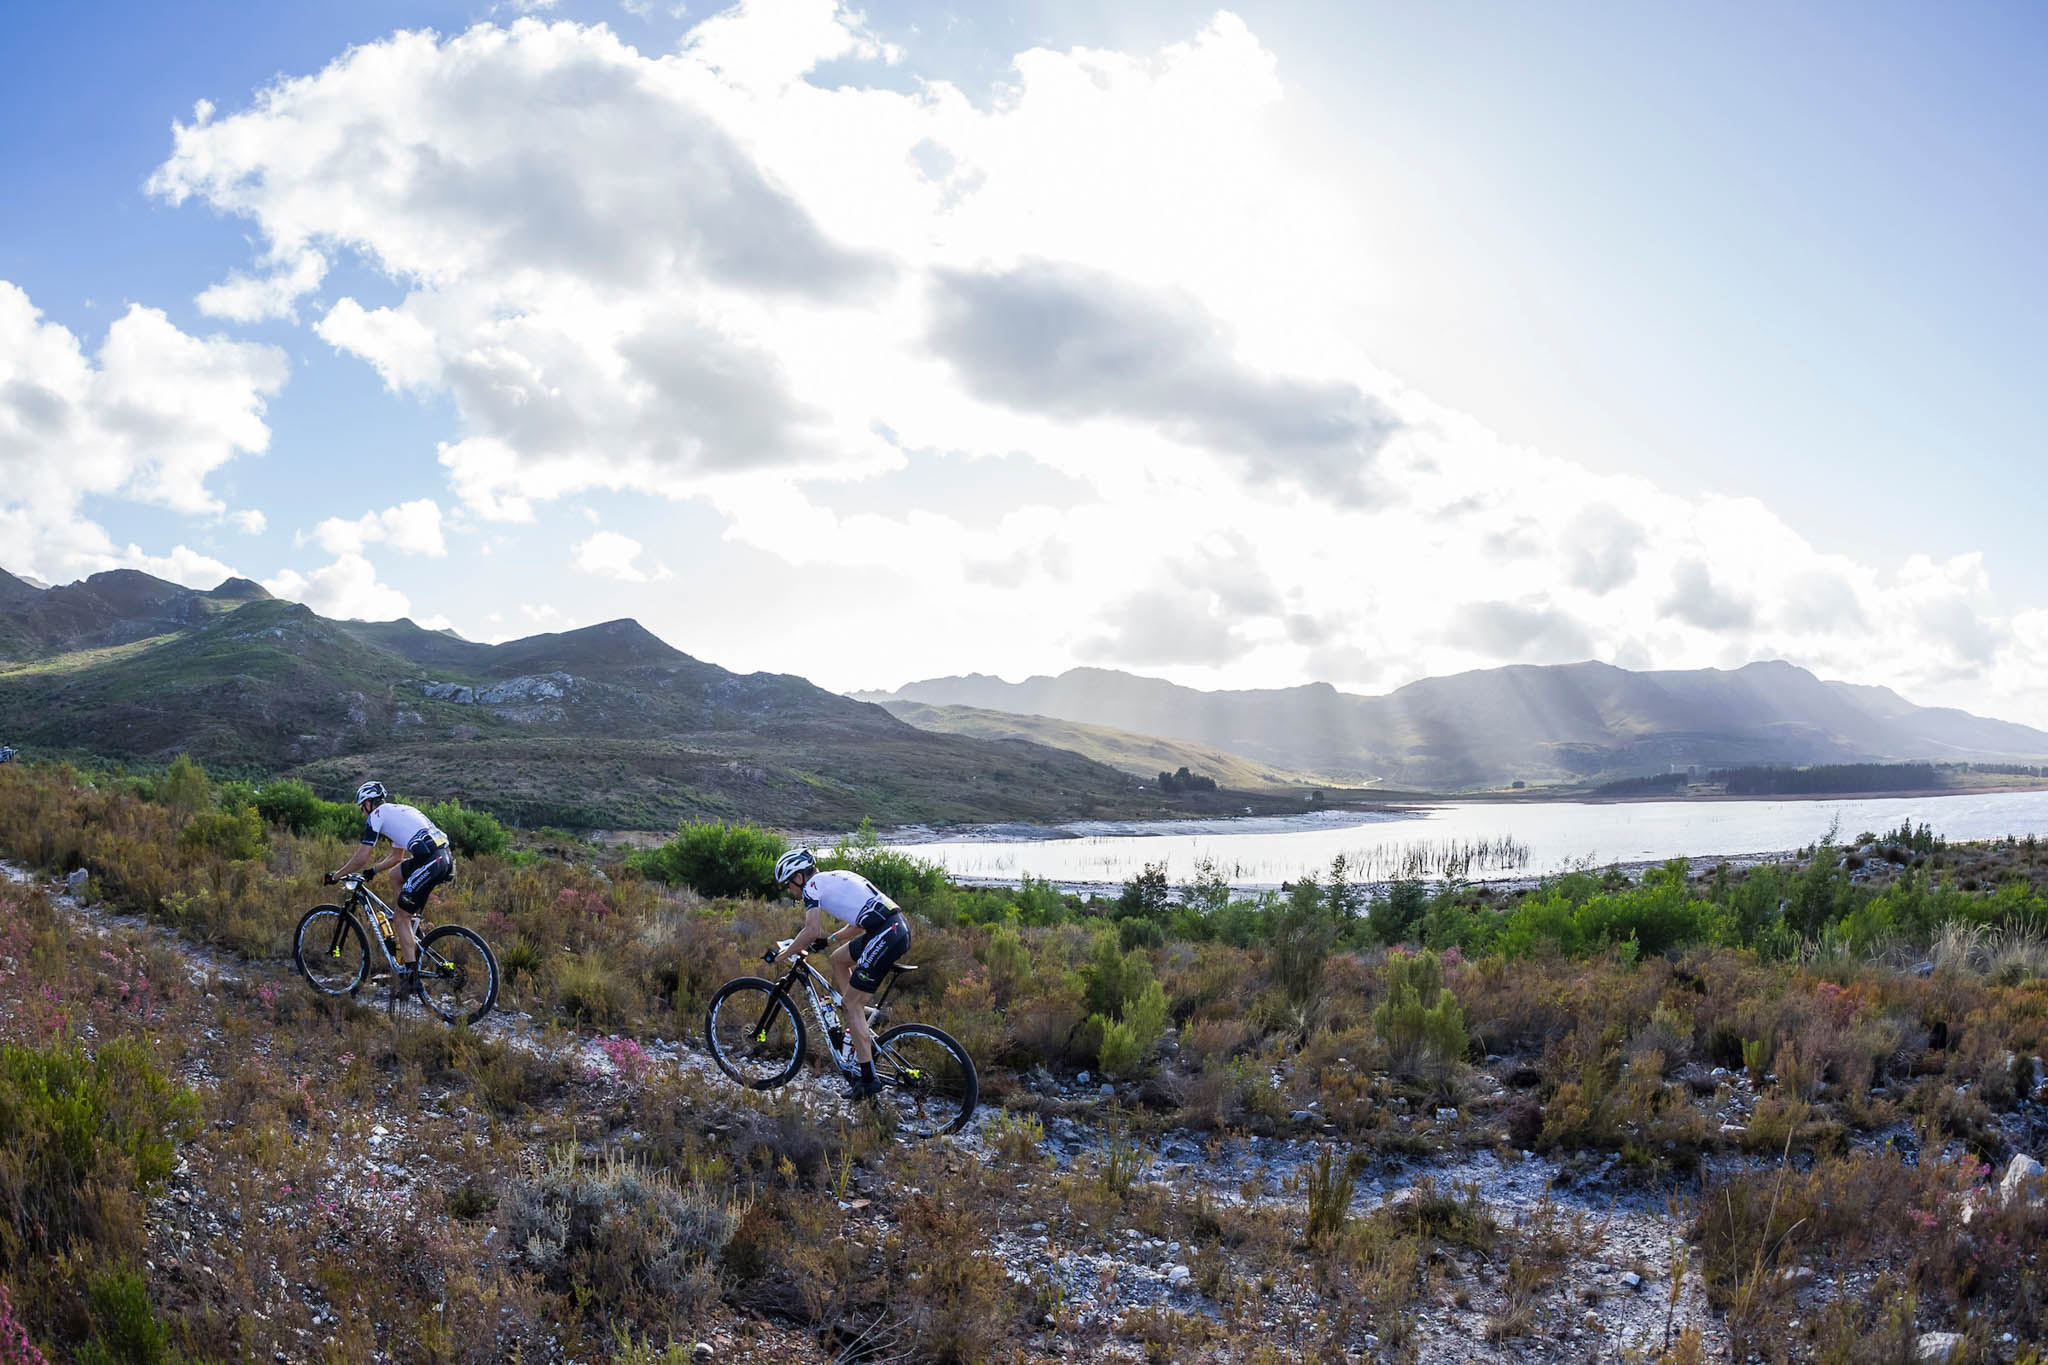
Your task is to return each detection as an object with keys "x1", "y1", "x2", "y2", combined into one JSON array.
[{"x1": 932, "y1": 846, "x2": 1810, "y2": 901}]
